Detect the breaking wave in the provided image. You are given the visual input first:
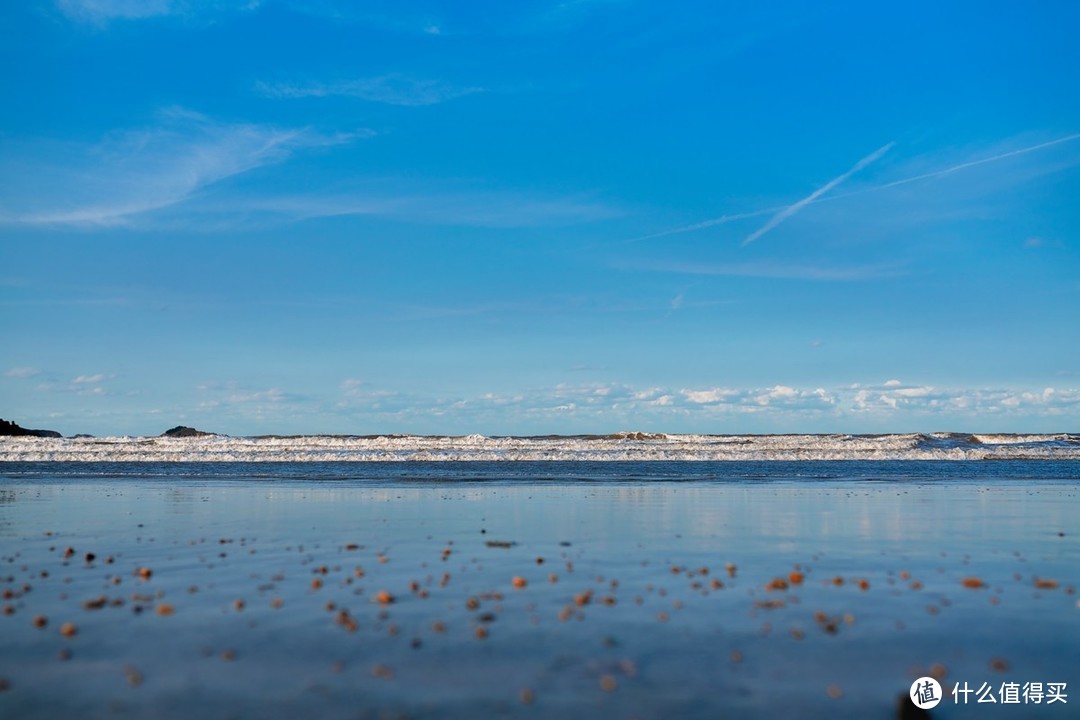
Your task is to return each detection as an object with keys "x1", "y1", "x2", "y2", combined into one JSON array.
[{"x1": 1, "y1": 432, "x2": 1078, "y2": 462}]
